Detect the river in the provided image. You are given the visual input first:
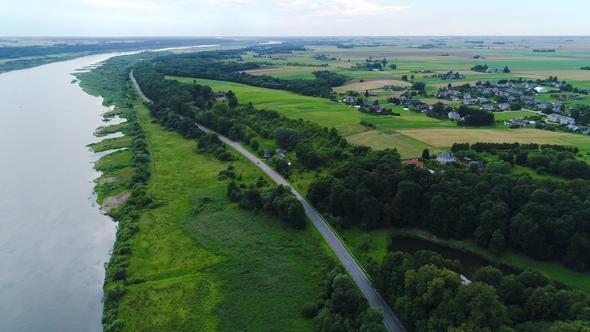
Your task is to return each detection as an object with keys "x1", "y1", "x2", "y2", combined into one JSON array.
[{"x1": 0, "y1": 54, "x2": 128, "y2": 332}]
